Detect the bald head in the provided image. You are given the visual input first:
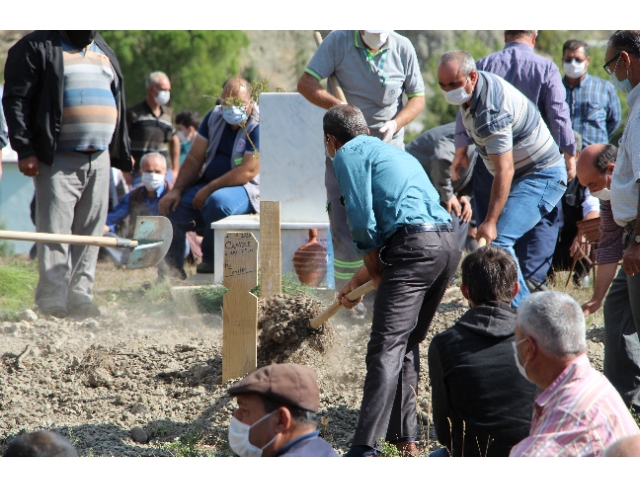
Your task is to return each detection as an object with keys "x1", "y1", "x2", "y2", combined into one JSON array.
[
  {"x1": 576, "y1": 143, "x2": 616, "y2": 193},
  {"x1": 222, "y1": 78, "x2": 251, "y2": 102},
  {"x1": 605, "y1": 435, "x2": 640, "y2": 457}
]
